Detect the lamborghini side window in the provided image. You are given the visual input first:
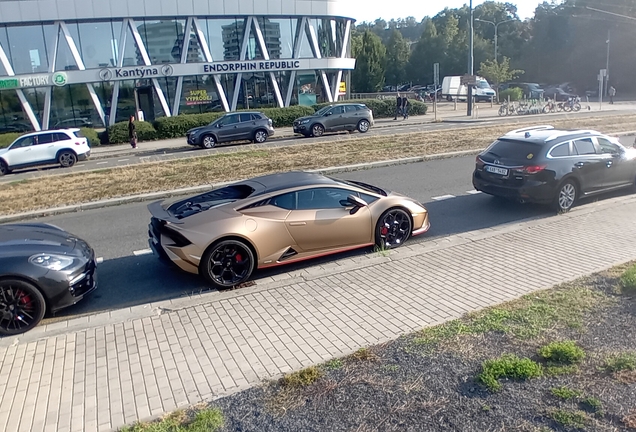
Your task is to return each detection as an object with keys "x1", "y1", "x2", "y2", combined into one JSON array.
[{"x1": 269, "y1": 192, "x2": 295, "y2": 210}]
